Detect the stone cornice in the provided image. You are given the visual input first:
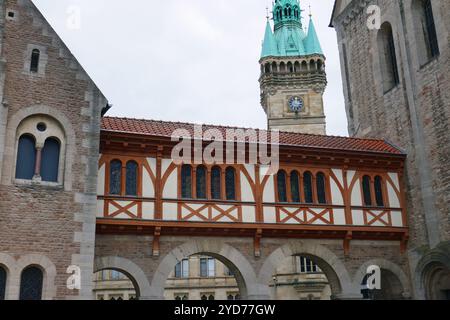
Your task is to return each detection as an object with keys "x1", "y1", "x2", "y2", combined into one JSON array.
[{"x1": 333, "y1": 0, "x2": 372, "y2": 31}]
